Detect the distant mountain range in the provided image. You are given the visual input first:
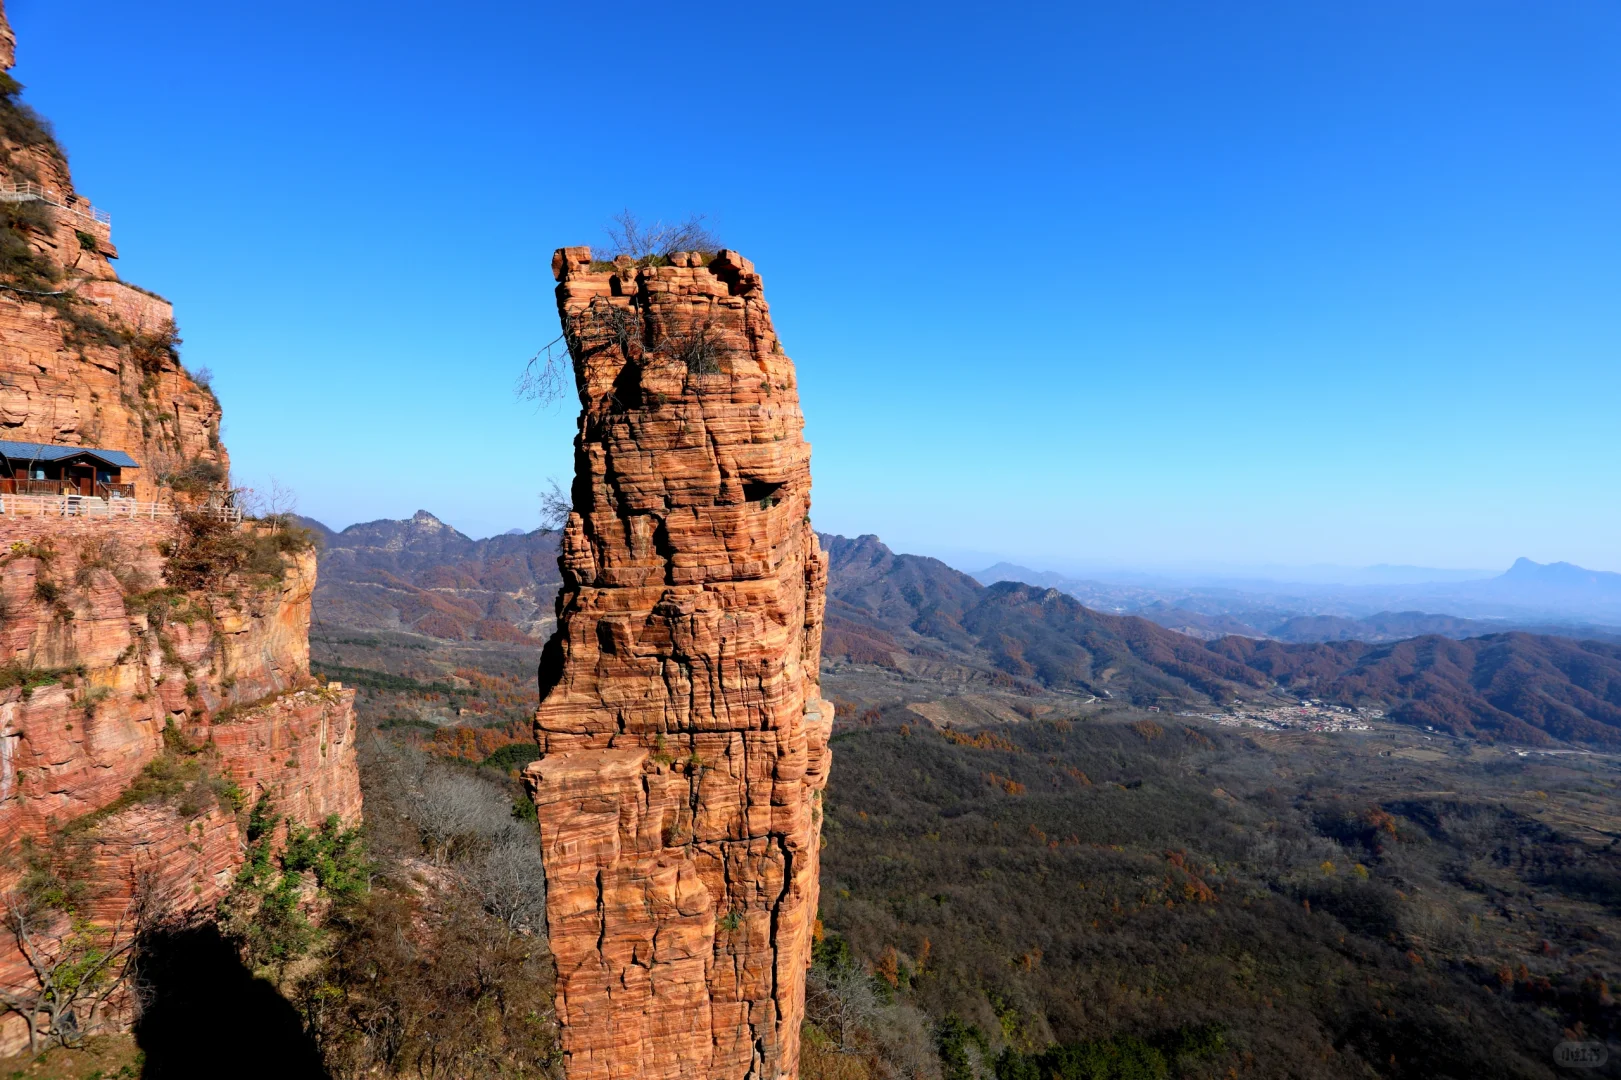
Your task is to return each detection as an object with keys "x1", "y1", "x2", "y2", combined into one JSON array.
[
  {"x1": 972, "y1": 557, "x2": 1621, "y2": 639},
  {"x1": 300, "y1": 513, "x2": 1621, "y2": 746},
  {"x1": 973, "y1": 560, "x2": 1497, "y2": 589},
  {"x1": 300, "y1": 511, "x2": 560, "y2": 643},
  {"x1": 828, "y1": 534, "x2": 1621, "y2": 747}
]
